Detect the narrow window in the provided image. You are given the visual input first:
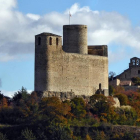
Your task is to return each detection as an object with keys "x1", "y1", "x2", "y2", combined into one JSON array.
[
  {"x1": 49, "y1": 37, "x2": 52, "y2": 45},
  {"x1": 138, "y1": 70, "x2": 140, "y2": 74},
  {"x1": 38, "y1": 37, "x2": 41, "y2": 45},
  {"x1": 125, "y1": 74, "x2": 126, "y2": 78},
  {"x1": 56, "y1": 38, "x2": 58, "y2": 45}
]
